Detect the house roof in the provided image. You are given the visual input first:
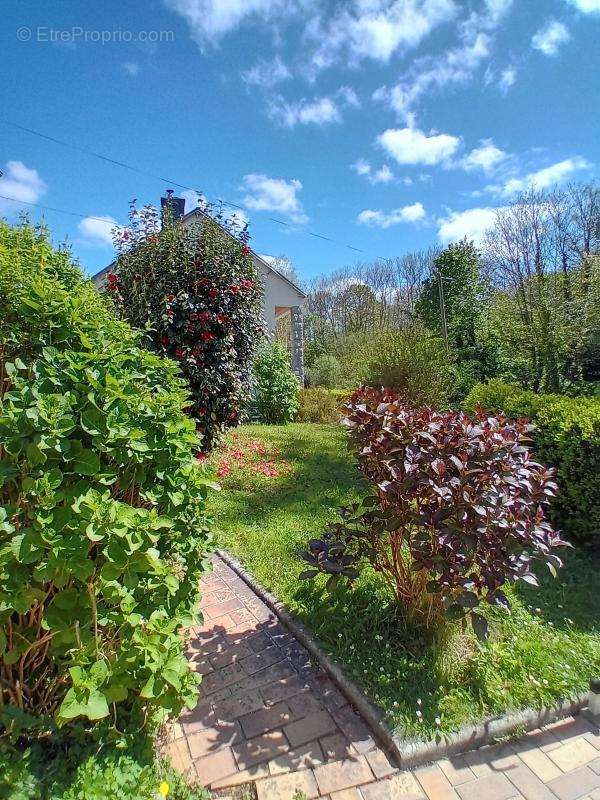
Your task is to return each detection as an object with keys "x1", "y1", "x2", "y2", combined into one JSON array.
[{"x1": 92, "y1": 205, "x2": 306, "y2": 299}]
